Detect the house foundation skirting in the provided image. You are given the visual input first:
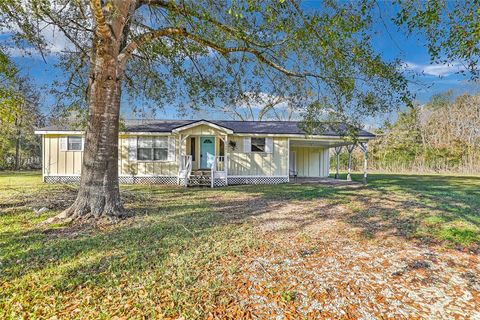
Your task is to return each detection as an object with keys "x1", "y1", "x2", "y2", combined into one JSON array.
[
  {"x1": 44, "y1": 175, "x2": 178, "y2": 185},
  {"x1": 119, "y1": 176, "x2": 178, "y2": 185},
  {"x1": 213, "y1": 178, "x2": 228, "y2": 187},
  {"x1": 227, "y1": 176, "x2": 288, "y2": 185},
  {"x1": 44, "y1": 176, "x2": 81, "y2": 184},
  {"x1": 44, "y1": 175, "x2": 288, "y2": 186}
]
